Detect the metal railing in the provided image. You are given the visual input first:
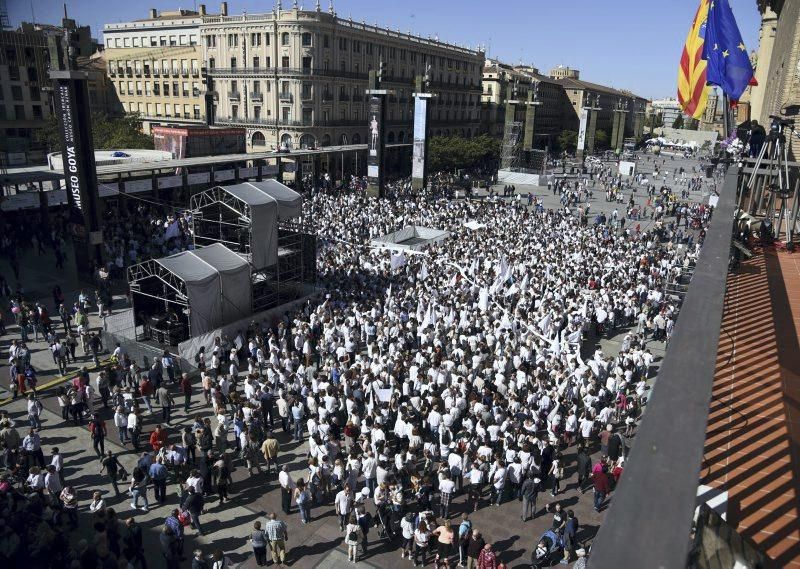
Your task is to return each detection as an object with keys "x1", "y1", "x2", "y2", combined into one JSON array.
[
  {"x1": 228, "y1": 91, "x2": 240, "y2": 101},
  {"x1": 250, "y1": 92, "x2": 263, "y2": 102},
  {"x1": 589, "y1": 165, "x2": 738, "y2": 568}
]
